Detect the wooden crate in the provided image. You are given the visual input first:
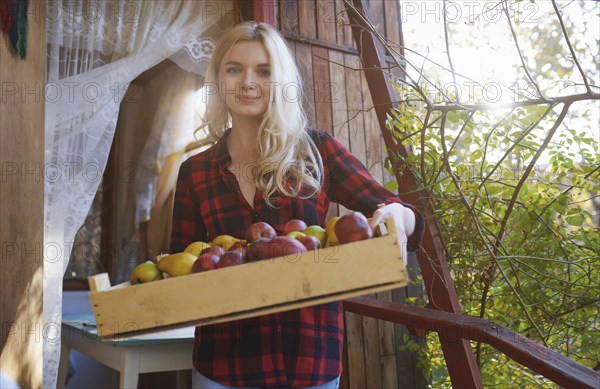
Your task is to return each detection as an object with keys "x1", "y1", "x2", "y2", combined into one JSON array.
[{"x1": 89, "y1": 221, "x2": 406, "y2": 338}]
